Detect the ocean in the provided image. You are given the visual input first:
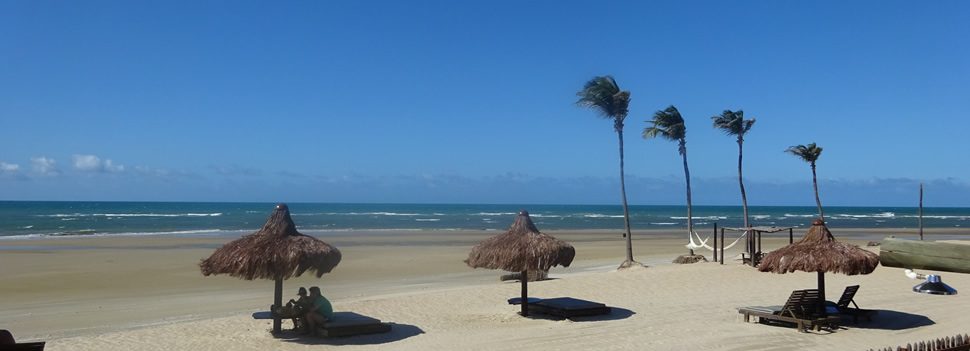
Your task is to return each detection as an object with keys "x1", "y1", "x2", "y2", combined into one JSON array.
[{"x1": 1, "y1": 201, "x2": 968, "y2": 239}]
